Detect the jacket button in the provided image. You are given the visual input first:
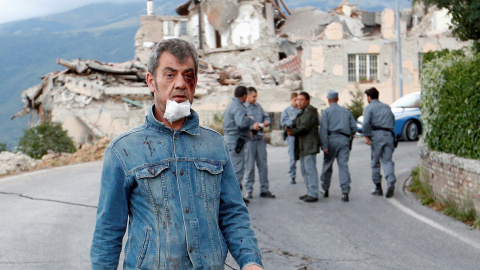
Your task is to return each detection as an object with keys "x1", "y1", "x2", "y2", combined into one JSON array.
[
  {"x1": 189, "y1": 247, "x2": 194, "y2": 253},
  {"x1": 185, "y1": 207, "x2": 190, "y2": 213},
  {"x1": 180, "y1": 170, "x2": 184, "y2": 175}
]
